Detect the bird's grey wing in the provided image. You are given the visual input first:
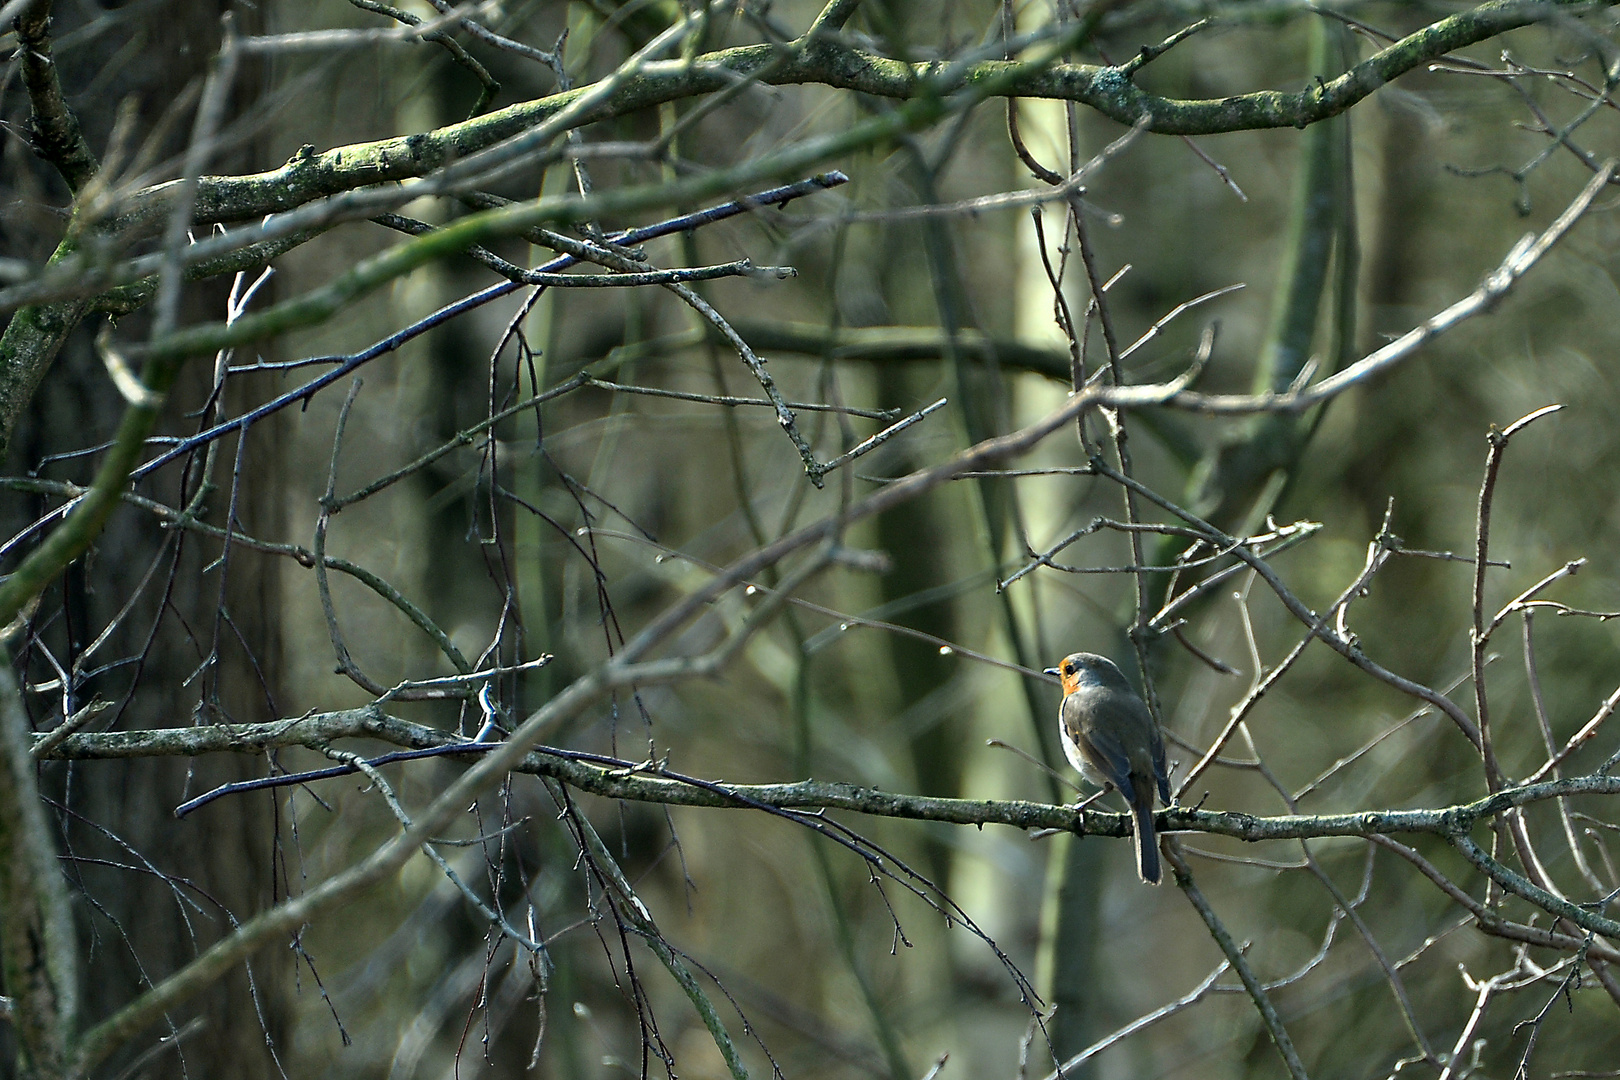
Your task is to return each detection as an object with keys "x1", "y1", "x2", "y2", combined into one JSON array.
[{"x1": 1068, "y1": 701, "x2": 1136, "y2": 800}]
